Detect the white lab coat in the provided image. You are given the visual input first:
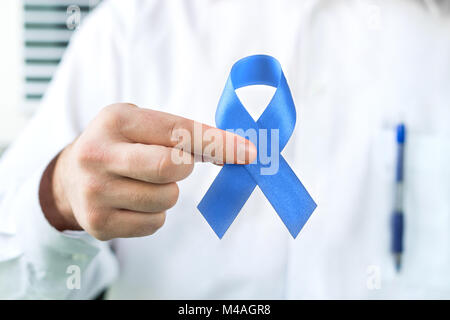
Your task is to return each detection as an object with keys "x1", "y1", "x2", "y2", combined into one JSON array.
[{"x1": 1, "y1": 0, "x2": 450, "y2": 299}]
